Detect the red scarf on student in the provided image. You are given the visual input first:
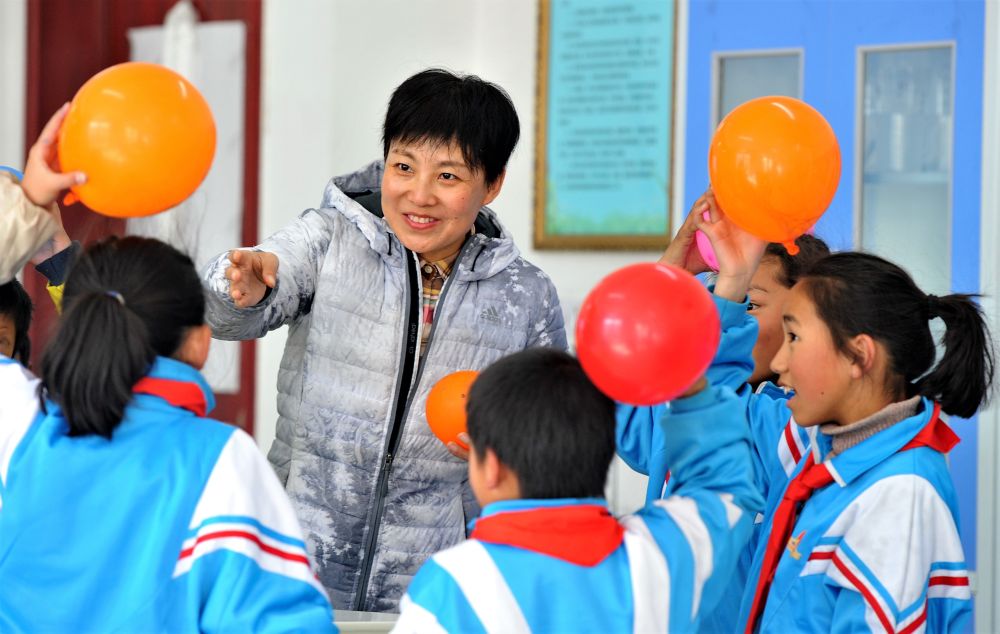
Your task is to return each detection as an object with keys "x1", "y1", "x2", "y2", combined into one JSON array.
[
  {"x1": 471, "y1": 504, "x2": 625, "y2": 567},
  {"x1": 133, "y1": 377, "x2": 209, "y2": 417},
  {"x1": 745, "y1": 403, "x2": 957, "y2": 633}
]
